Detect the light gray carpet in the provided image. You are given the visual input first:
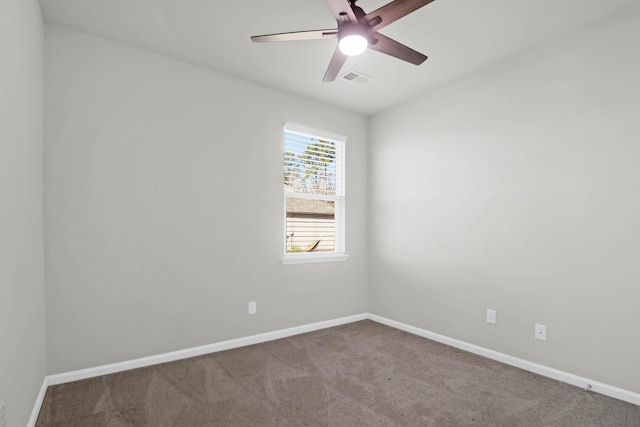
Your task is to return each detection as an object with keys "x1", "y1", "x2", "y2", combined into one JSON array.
[{"x1": 37, "y1": 320, "x2": 640, "y2": 426}]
